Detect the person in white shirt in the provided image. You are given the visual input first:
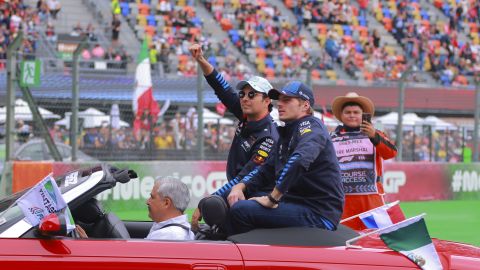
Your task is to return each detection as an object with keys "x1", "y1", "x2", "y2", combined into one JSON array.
[{"x1": 145, "y1": 177, "x2": 195, "y2": 241}]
